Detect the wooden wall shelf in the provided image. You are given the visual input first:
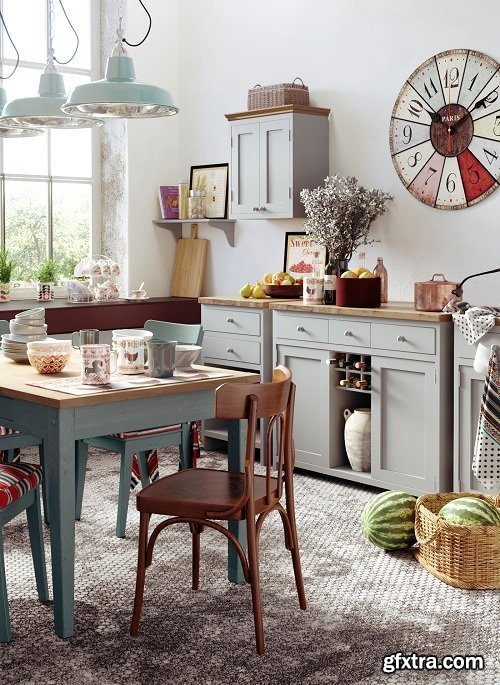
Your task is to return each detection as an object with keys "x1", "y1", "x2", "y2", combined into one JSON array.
[{"x1": 153, "y1": 219, "x2": 235, "y2": 246}]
